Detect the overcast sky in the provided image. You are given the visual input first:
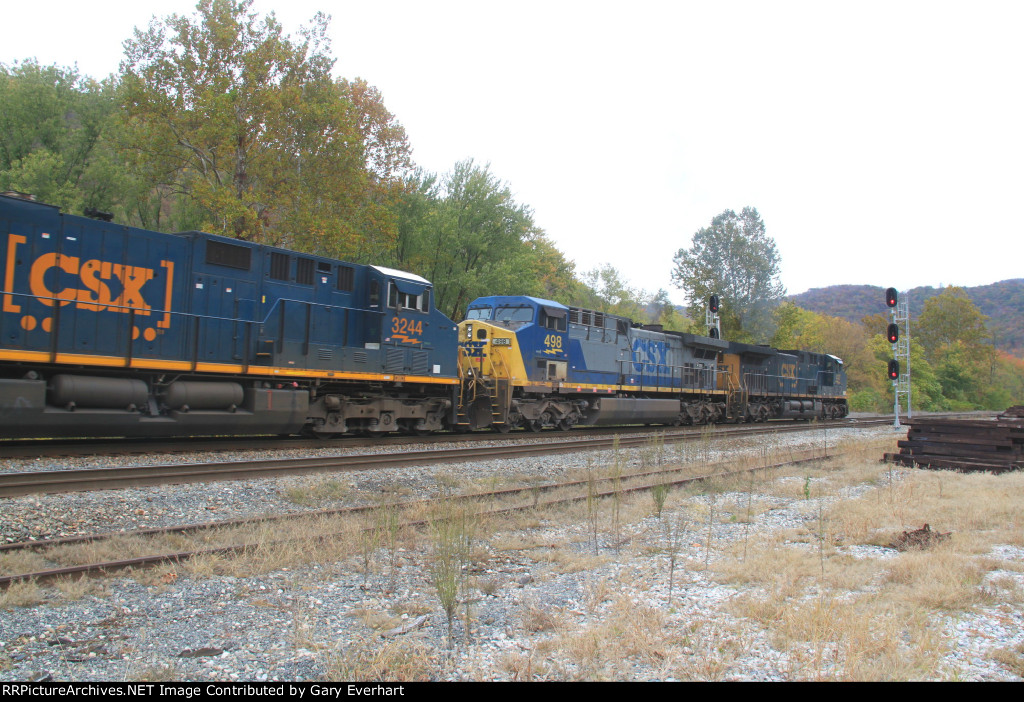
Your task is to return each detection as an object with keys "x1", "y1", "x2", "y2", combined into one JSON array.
[{"x1": 5, "y1": 0, "x2": 1022, "y2": 304}]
